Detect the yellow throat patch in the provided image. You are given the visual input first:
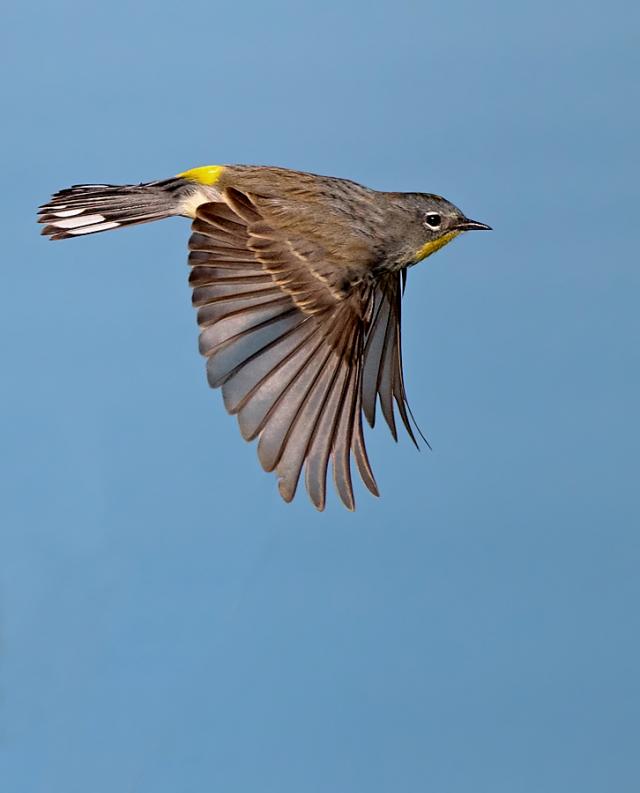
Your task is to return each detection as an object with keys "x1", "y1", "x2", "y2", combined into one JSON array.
[
  {"x1": 414, "y1": 230, "x2": 460, "y2": 262},
  {"x1": 177, "y1": 165, "x2": 224, "y2": 185}
]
